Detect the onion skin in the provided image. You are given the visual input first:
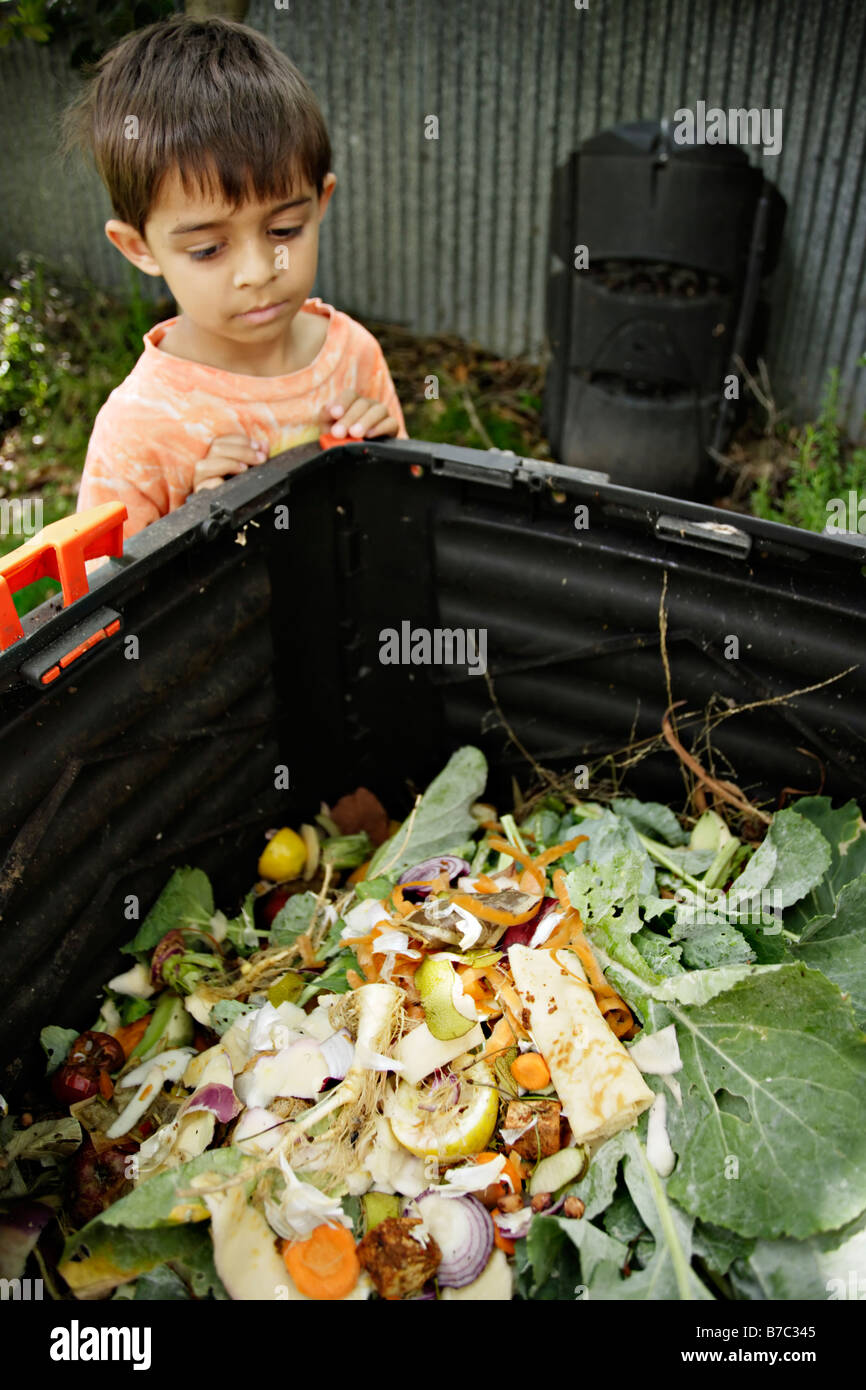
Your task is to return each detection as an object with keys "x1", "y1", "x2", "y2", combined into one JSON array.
[
  {"x1": 402, "y1": 1192, "x2": 494, "y2": 1288},
  {"x1": 150, "y1": 930, "x2": 186, "y2": 988},
  {"x1": 501, "y1": 897, "x2": 558, "y2": 952},
  {"x1": 398, "y1": 857, "x2": 471, "y2": 902}
]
